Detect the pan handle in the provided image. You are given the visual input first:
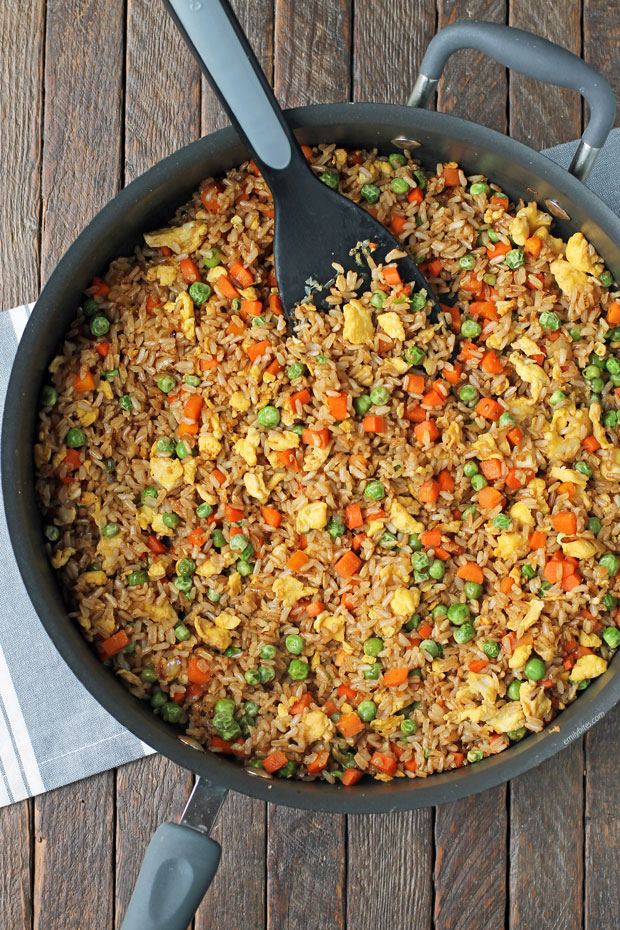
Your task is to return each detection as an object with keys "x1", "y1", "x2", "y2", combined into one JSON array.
[{"x1": 408, "y1": 21, "x2": 616, "y2": 183}]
